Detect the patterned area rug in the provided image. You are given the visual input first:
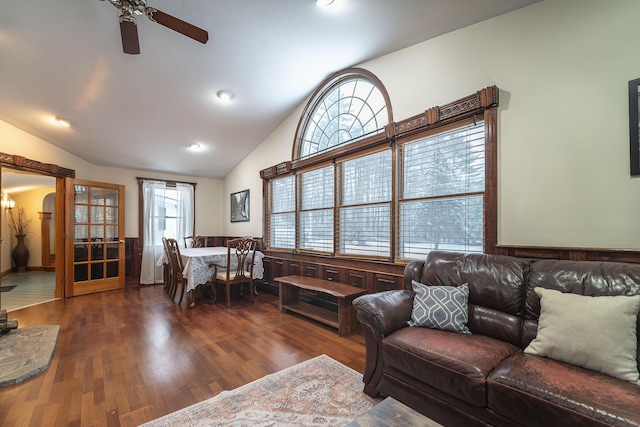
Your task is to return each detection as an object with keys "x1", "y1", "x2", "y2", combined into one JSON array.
[
  {"x1": 140, "y1": 354, "x2": 380, "y2": 426},
  {"x1": 0, "y1": 325, "x2": 60, "y2": 386}
]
